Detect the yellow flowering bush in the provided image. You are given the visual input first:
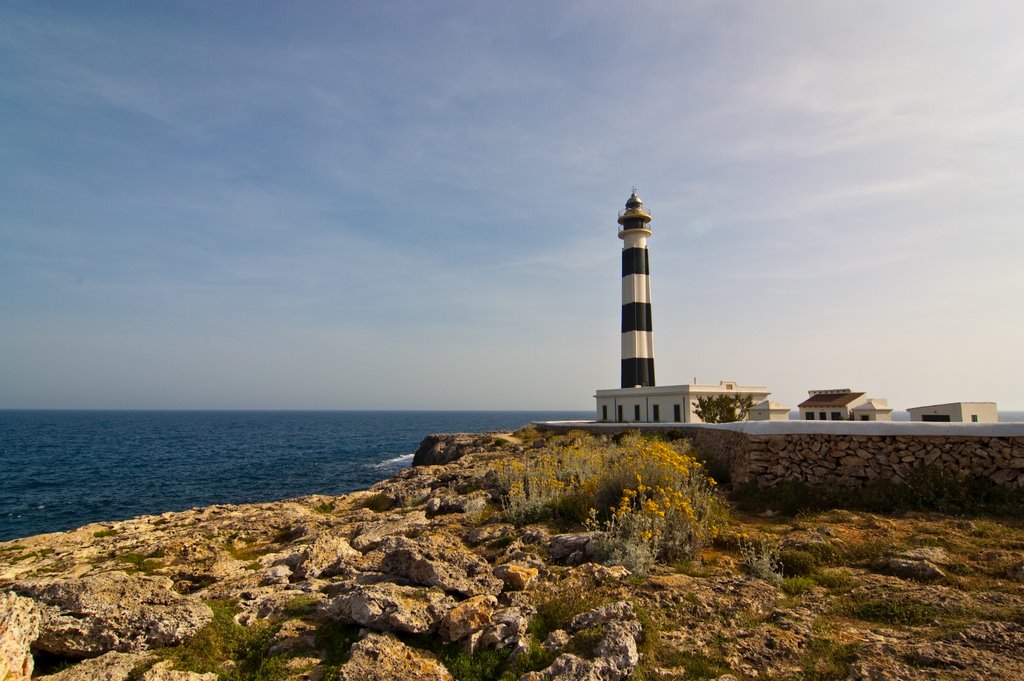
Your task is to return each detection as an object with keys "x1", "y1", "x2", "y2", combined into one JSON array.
[{"x1": 496, "y1": 431, "x2": 725, "y2": 574}]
